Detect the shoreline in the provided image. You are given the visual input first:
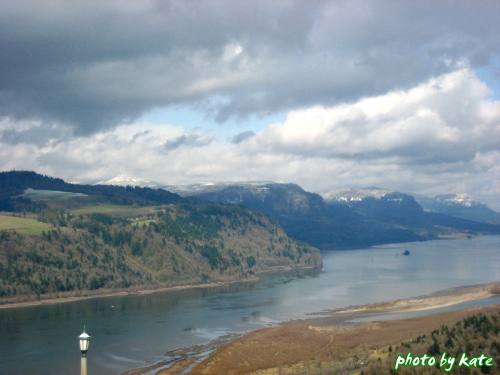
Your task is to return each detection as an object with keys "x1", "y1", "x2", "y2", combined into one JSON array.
[
  {"x1": 322, "y1": 282, "x2": 498, "y2": 315},
  {"x1": 0, "y1": 278, "x2": 258, "y2": 310},
  {"x1": 0, "y1": 265, "x2": 317, "y2": 310},
  {"x1": 124, "y1": 281, "x2": 500, "y2": 375},
  {"x1": 1, "y1": 235, "x2": 494, "y2": 310},
  {"x1": 288, "y1": 282, "x2": 500, "y2": 328}
]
